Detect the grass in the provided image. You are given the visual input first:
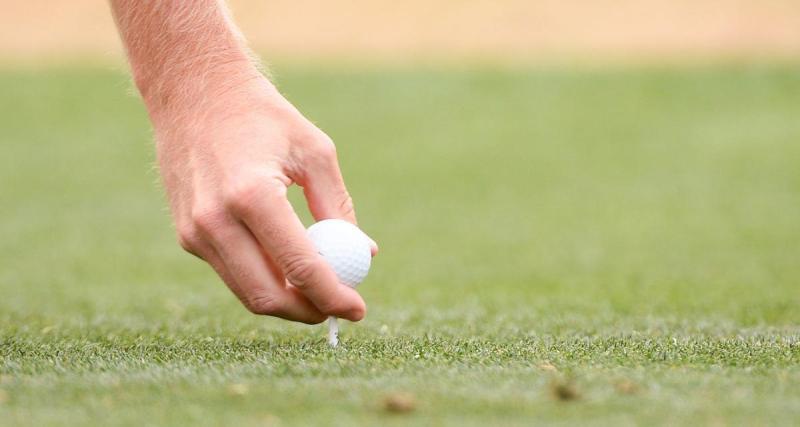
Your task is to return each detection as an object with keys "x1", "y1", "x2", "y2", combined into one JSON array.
[{"x1": 1, "y1": 63, "x2": 799, "y2": 426}]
